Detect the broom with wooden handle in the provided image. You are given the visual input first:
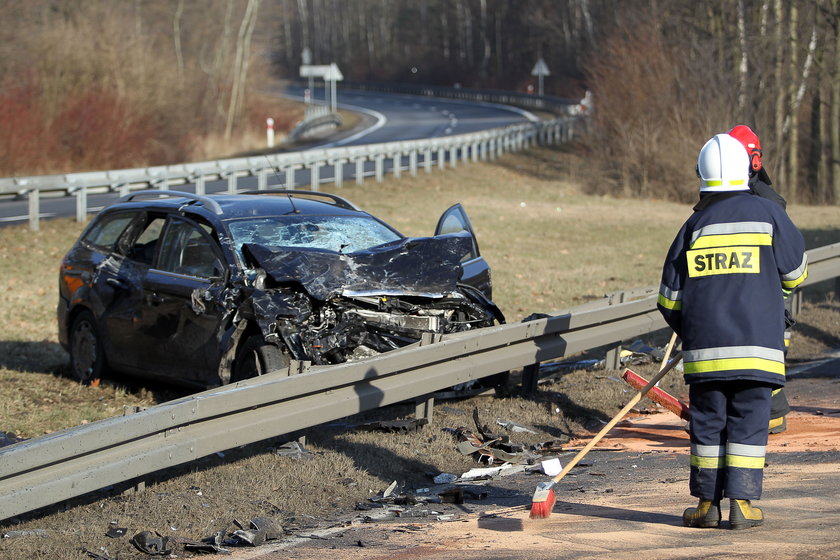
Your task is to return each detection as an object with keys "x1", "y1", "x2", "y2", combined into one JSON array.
[{"x1": 530, "y1": 348, "x2": 683, "y2": 519}]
